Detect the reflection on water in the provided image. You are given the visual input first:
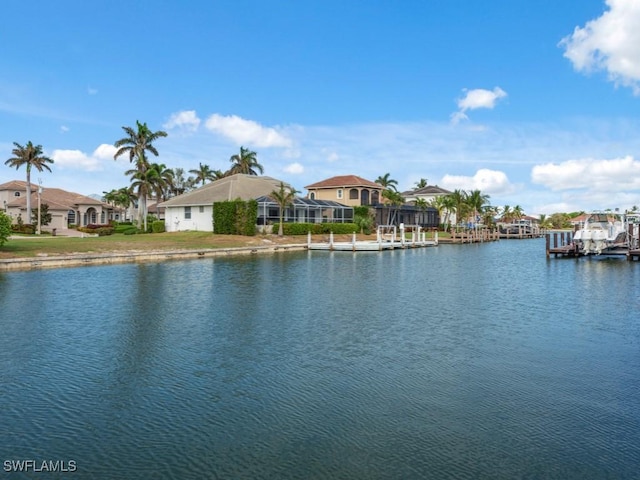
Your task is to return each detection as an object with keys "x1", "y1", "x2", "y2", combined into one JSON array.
[{"x1": 1, "y1": 238, "x2": 640, "y2": 479}]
